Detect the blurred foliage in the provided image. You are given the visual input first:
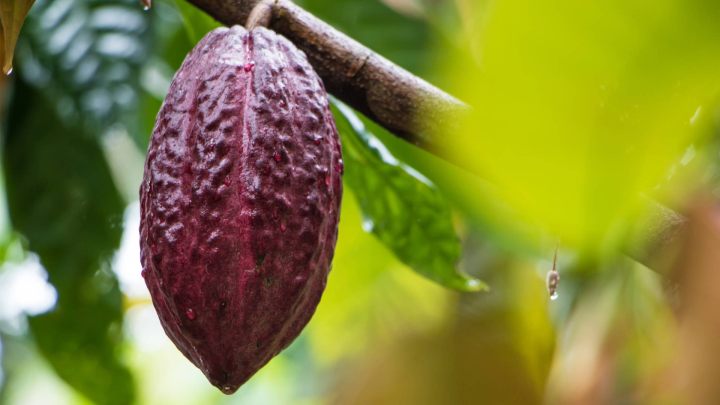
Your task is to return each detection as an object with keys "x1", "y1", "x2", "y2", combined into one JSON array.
[
  {"x1": 3, "y1": 79, "x2": 132, "y2": 404},
  {"x1": 330, "y1": 236, "x2": 554, "y2": 405},
  {"x1": 441, "y1": 0, "x2": 720, "y2": 255},
  {"x1": 308, "y1": 188, "x2": 452, "y2": 367},
  {"x1": 333, "y1": 100, "x2": 484, "y2": 291},
  {"x1": 17, "y1": 0, "x2": 150, "y2": 135}
]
